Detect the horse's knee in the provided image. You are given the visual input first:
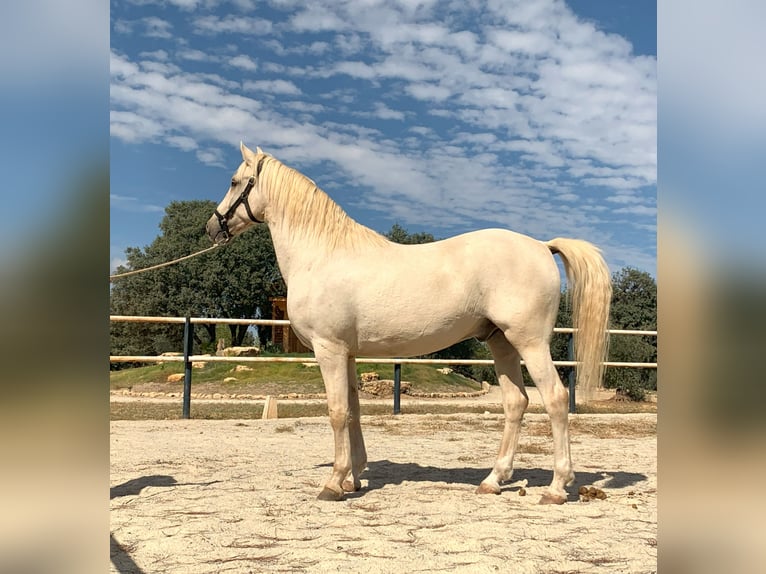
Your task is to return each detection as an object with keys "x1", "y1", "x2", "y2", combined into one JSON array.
[
  {"x1": 327, "y1": 407, "x2": 350, "y2": 429},
  {"x1": 504, "y1": 394, "x2": 528, "y2": 416}
]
